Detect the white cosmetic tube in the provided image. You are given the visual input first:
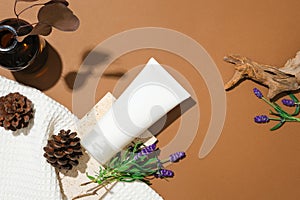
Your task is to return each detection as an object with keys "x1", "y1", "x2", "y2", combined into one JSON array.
[{"x1": 81, "y1": 58, "x2": 191, "y2": 164}]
